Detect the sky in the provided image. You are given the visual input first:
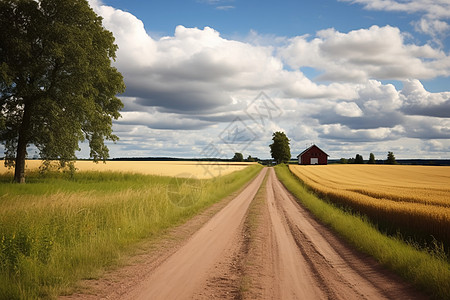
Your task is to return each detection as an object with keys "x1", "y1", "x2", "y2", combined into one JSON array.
[{"x1": 79, "y1": 0, "x2": 450, "y2": 160}]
